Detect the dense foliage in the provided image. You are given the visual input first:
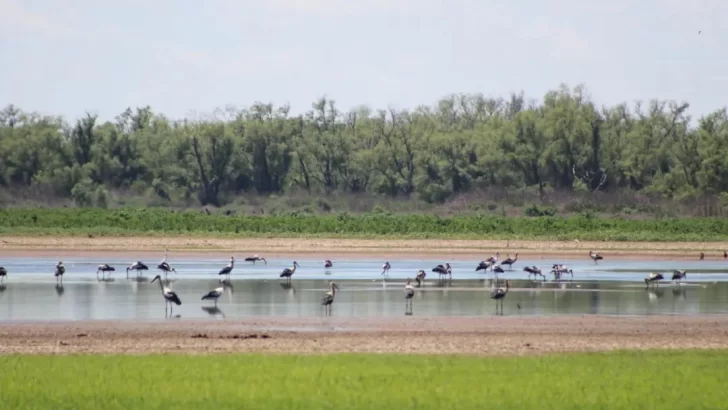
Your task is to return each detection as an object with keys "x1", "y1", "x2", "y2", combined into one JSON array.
[
  {"x1": 2, "y1": 208, "x2": 728, "y2": 241},
  {"x1": 2, "y1": 83, "x2": 727, "y2": 211}
]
